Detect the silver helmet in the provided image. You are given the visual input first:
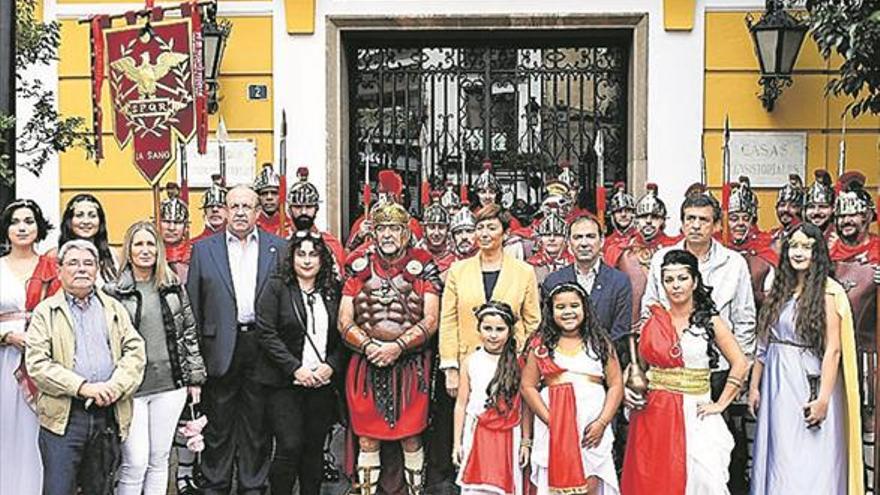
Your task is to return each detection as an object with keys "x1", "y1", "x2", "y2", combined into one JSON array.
[
  {"x1": 253, "y1": 163, "x2": 281, "y2": 192},
  {"x1": 423, "y1": 192, "x2": 450, "y2": 226},
  {"x1": 287, "y1": 167, "x2": 320, "y2": 206},
  {"x1": 776, "y1": 174, "x2": 804, "y2": 207},
  {"x1": 160, "y1": 183, "x2": 189, "y2": 222},
  {"x1": 805, "y1": 170, "x2": 834, "y2": 207},
  {"x1": 449, "y1": 206, "x2": 477, "y2": 233},
  {"x1": 608, "y1": 182, "x2": 636, "y2": 213},
  {"x1": 635, "y1": 183, "x2": 666, "y2": 218},
  {"x1": 536, "y1": 210, "x2": 567, "y2": 237},
  {"x1": 472, "y1": 160, "x2": 500, "y2": 193},
  {"x1": 835, "y1": 171, "x2": 874, "y2": 216},
  {"x1": 439, "y1": 182, "x2": 461, "y2": 210},
  {"x1": 201, "y1": 174, "x2": 227, "y2": 209},
  {"x1": 728, "y1": 176, "x2": 758, "y2": 218}
]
